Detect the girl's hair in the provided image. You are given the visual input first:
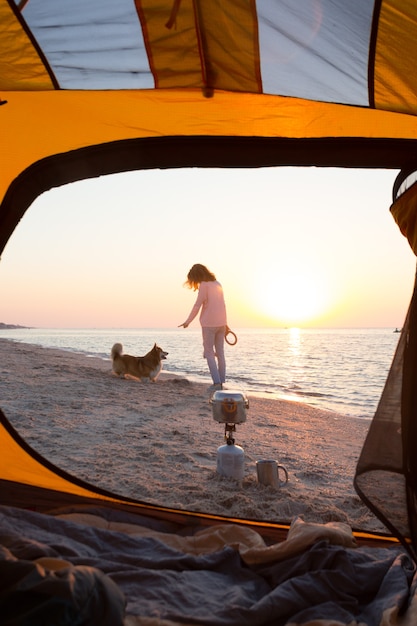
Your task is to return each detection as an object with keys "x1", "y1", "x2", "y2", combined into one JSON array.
[{"x1": 185, "y1": 264, "x2": 216, "y2": 290}]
